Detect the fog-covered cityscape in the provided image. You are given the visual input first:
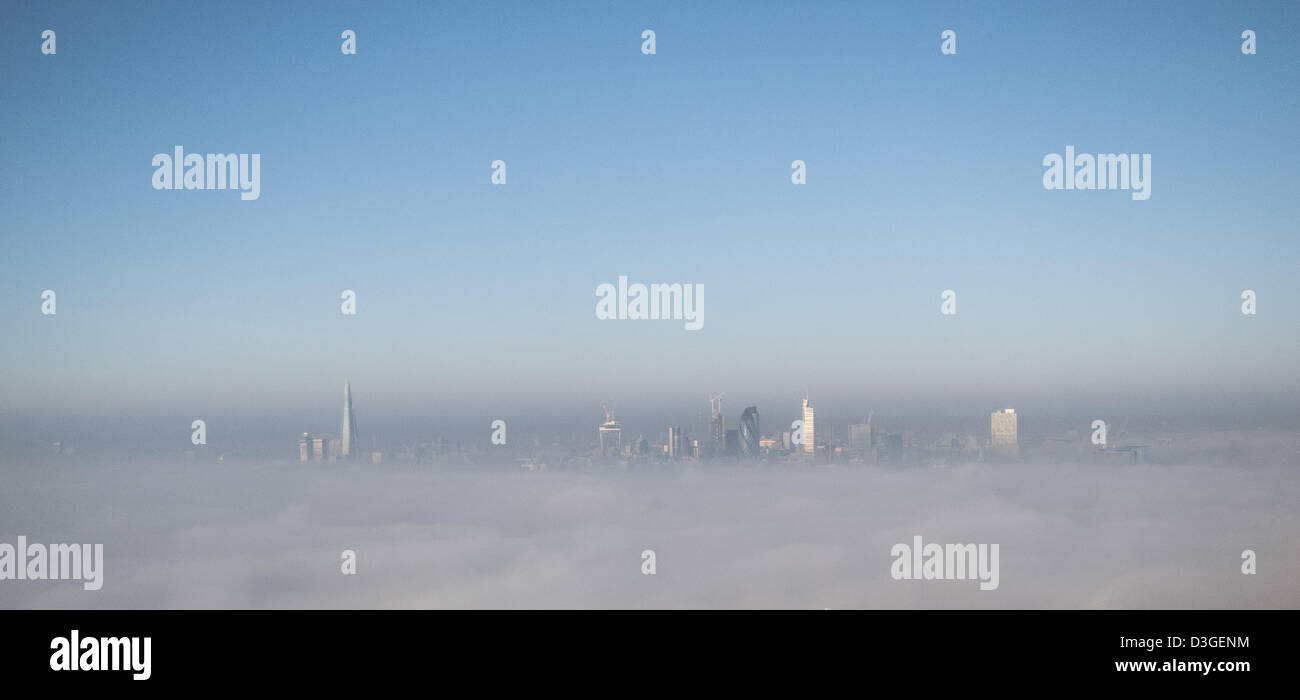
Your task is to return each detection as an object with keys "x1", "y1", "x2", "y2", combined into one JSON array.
[
  {"x1": 2, "y1": 0, "x2": 1296, "y2": 631},
  {"x1": 283, "y1": 382, "x2": 1221, "y2": 470},
  {"x1": 2, "y1": 374, "x2": 1295, "y2": 610}
]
